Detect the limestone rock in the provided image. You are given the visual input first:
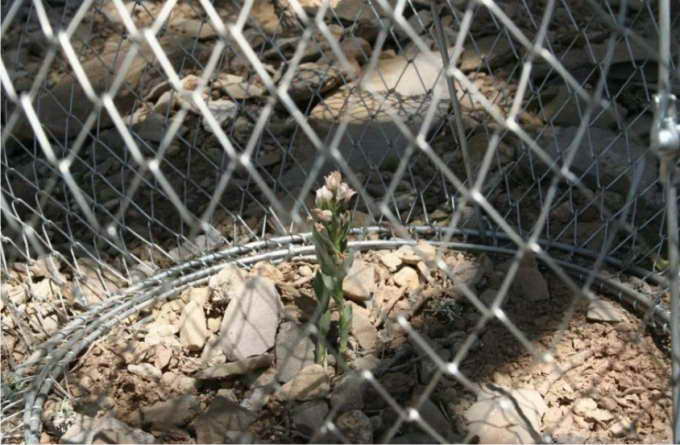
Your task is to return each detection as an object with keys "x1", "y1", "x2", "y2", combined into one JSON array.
[
  {"x1": 217, "y1": 277, "x2": 283, "y2": 360},
  {"x1": 587, "y1": 299, "x2": 624, "y2": 323},
  {"x1": 361, "y1": 51, "x2": 451, "y2": 98},
  {"x1": 343, "y1": 259, "x2": 376, "y2": 302},
  {"x1": 446, "y1": 253, "x2": 491, "y2": 295},
  {"x1": 393, "y1": 267, "x2": 420, "y2": 290},
  {"x1": 276, "y1": 321, "x2": 316, "y2": 383},
  {"x1": 179, "y1": 300, "x2": 209, "y2": 352},
  {"x1": 209, "y1": 264, "x2": 247, "y2": 303},
  {"x1": 378, "y1": 251, "x2": 403, "y2": 272},
  {"x1": 279, "y1": 364, "x2": 330, "y2": 401},
  {"x1": 182, "y1": 286, "x2": 211, "y2": 306},
  {"x1": 350, "y1": 302, "x2": 378, "y2": 352},
  {"x1": 396, "y1": 245, "x2": 422, "y2": 265},
  {"x1": 464, "y1": 386, "x2": 547, "y2": 444}
]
